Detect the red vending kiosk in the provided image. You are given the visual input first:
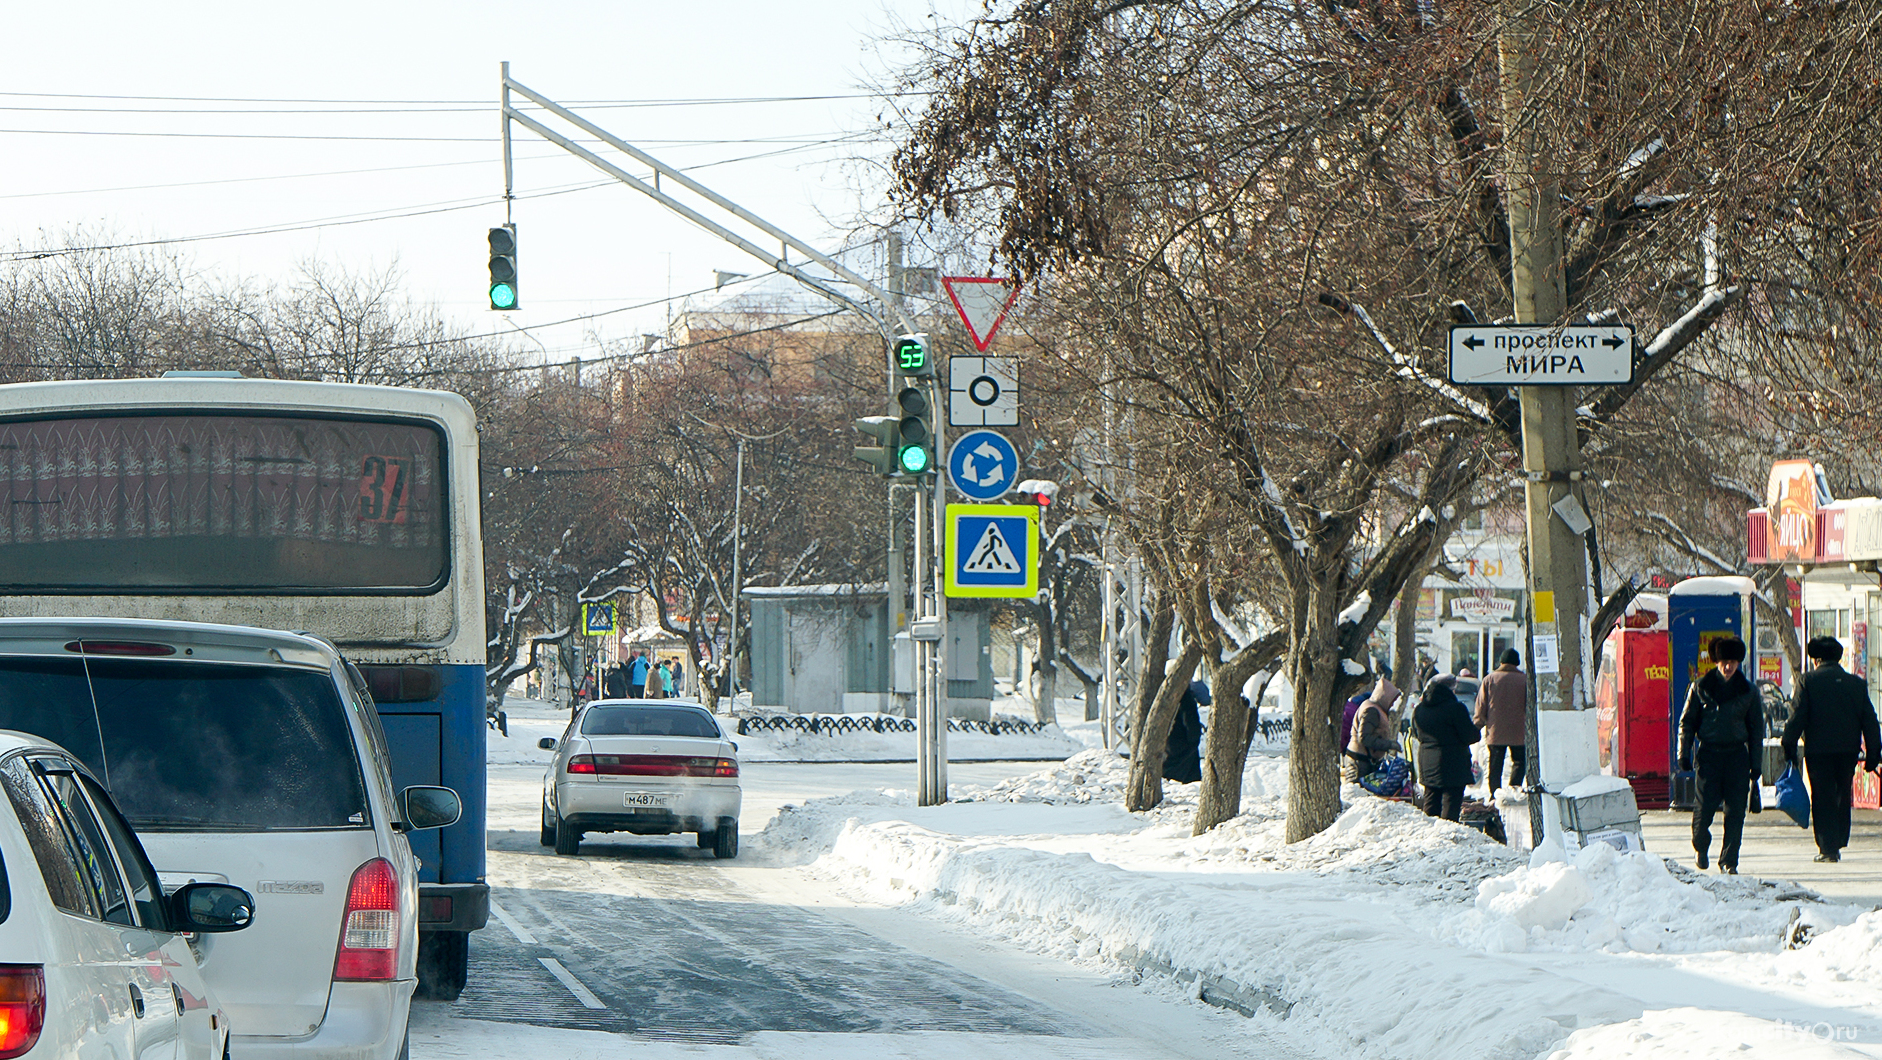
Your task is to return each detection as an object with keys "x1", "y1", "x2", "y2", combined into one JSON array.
[{"x1": 1595, "y1": 607, "x2": 1674, "y2": 809}]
